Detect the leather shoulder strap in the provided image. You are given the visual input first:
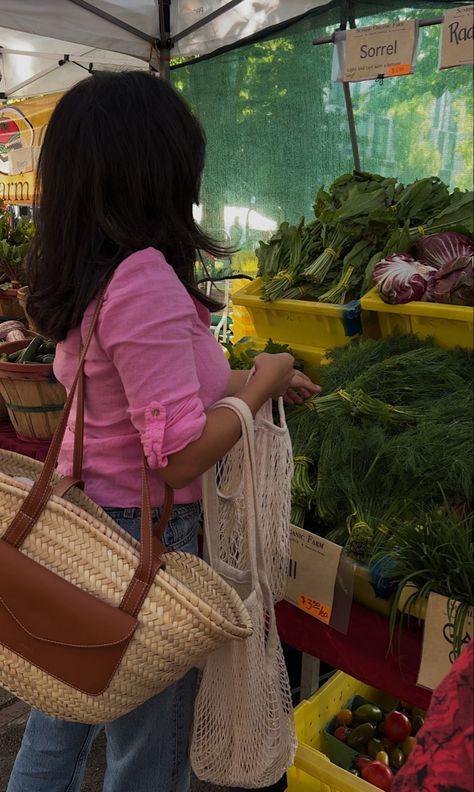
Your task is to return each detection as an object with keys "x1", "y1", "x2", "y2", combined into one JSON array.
[{"x1": 2, "y1": 281, "x2": 174, "y2": 617}]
